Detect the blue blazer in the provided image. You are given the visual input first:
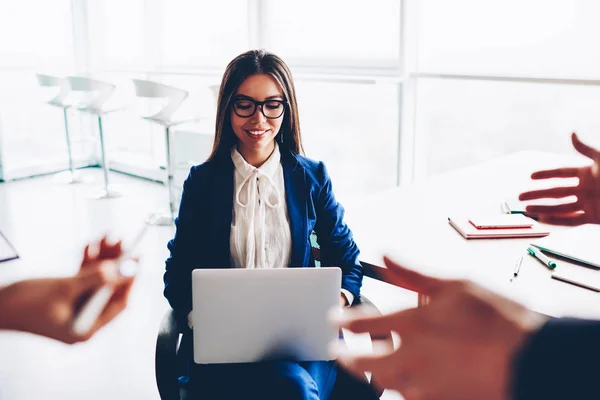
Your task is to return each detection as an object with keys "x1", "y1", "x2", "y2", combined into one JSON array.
[{"x1": 163, "y1": 148, "x2": 363, "y2": 325}]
